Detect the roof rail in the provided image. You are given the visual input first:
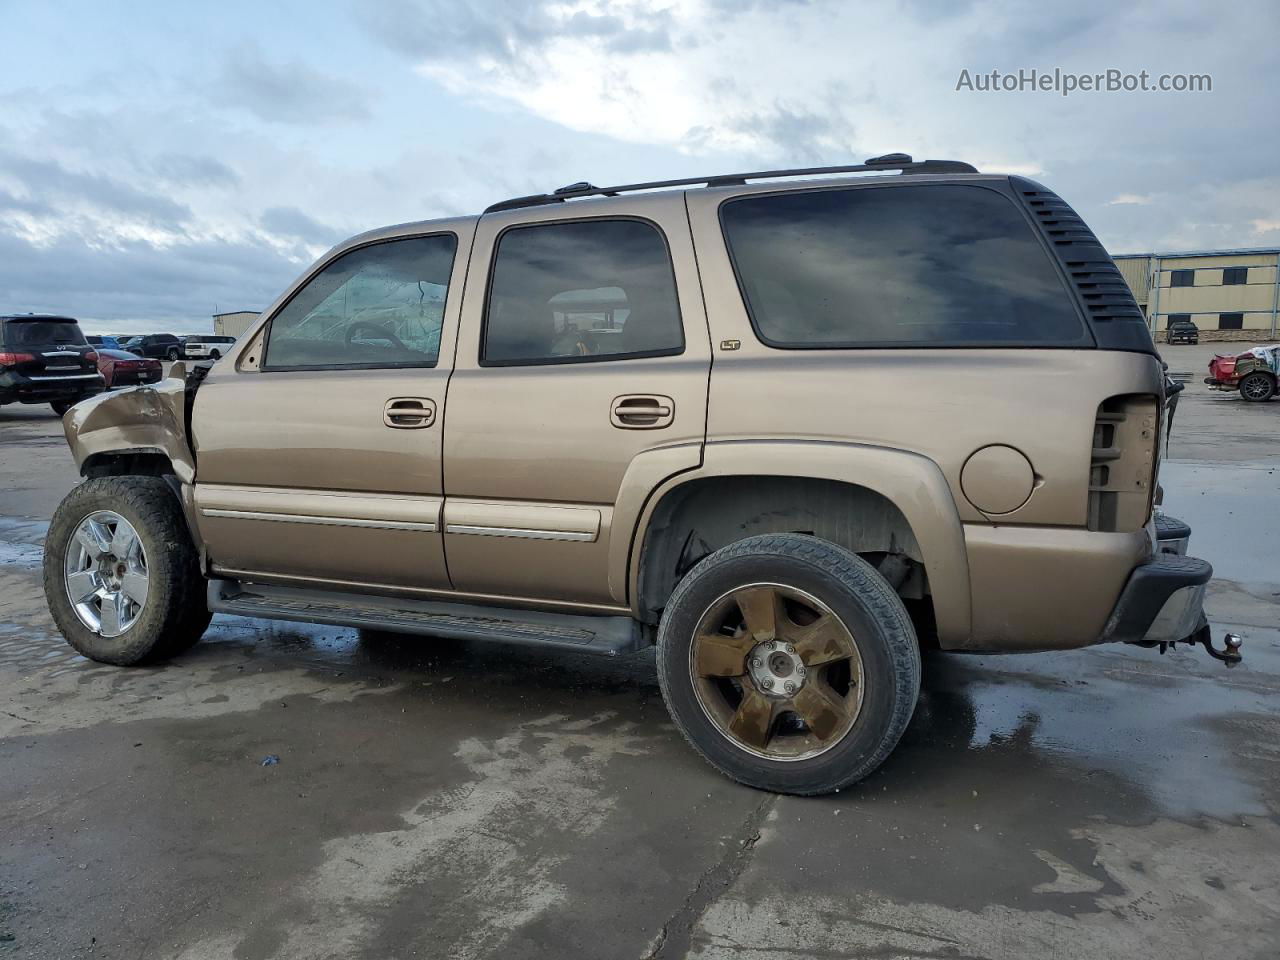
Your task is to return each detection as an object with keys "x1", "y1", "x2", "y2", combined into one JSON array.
[{"x1": 484, "y1": 153, "x2": 978, "y2": 214}]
